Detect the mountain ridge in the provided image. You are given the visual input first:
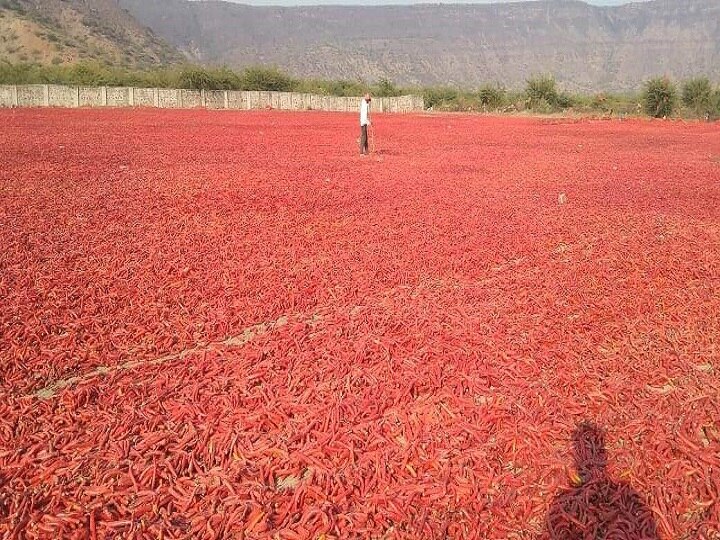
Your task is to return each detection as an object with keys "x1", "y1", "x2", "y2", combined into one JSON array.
[{"x1": 118, "y1": 0, "x2": 720, "y2": 91}]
